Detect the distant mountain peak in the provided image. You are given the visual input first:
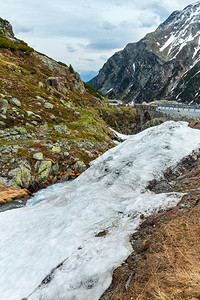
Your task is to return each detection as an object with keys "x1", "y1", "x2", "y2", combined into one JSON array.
[{"x1": 89, "y1": 2, "x2": 200, "y2": 104}]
